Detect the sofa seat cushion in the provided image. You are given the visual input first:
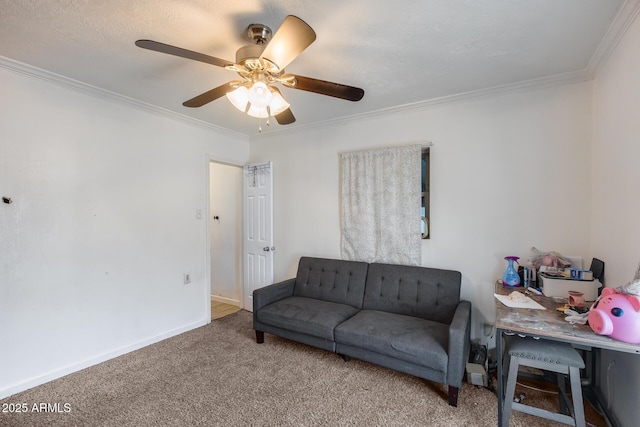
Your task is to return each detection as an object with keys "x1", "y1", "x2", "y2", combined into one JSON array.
[
  {"x1": 256, "y1": 296, "x2": 360, "y2": 341},
  {"x1": 334, "y1": 310, "x2": 449, "y2": 370}
]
